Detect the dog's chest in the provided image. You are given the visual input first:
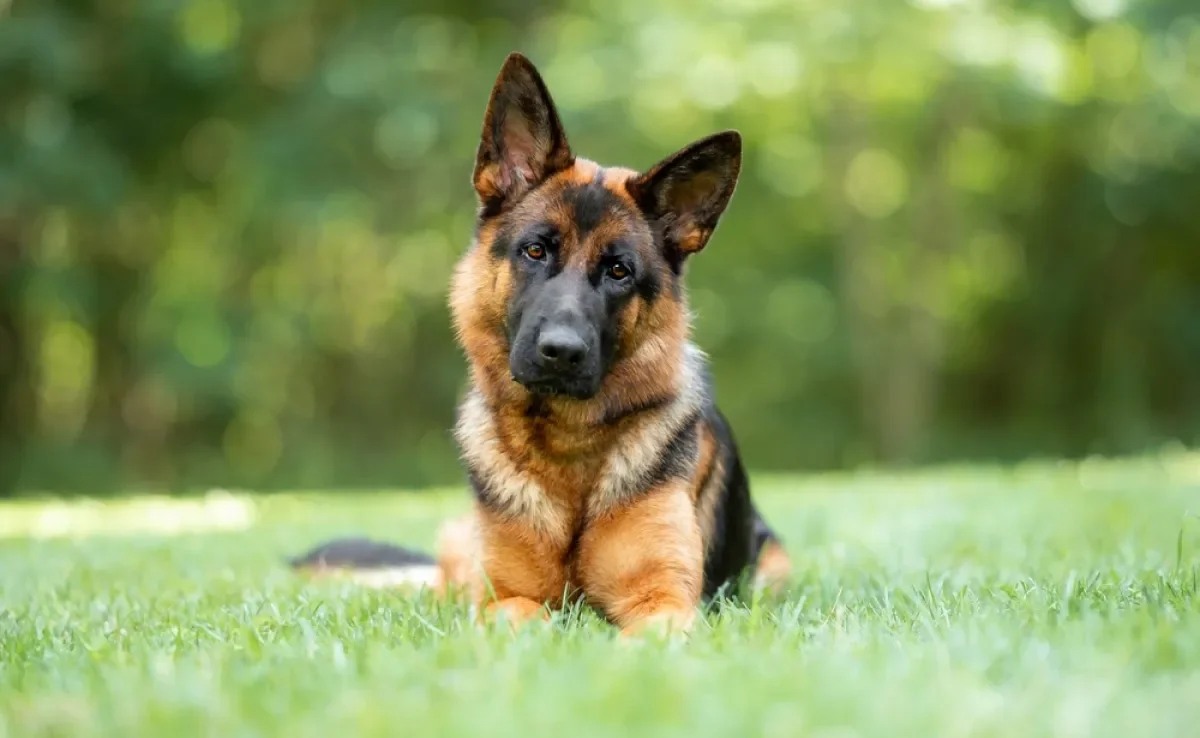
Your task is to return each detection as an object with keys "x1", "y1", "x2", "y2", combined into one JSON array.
[
  {"x1": 458, "y1": 394, "x2": 675, "y2": 520},
  {"x1": 507, "y1": 439, "x2": 670, "y2": 529}
]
